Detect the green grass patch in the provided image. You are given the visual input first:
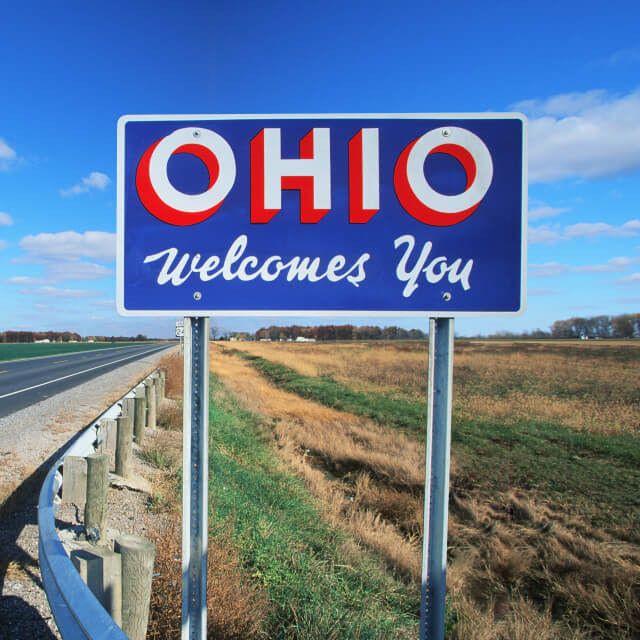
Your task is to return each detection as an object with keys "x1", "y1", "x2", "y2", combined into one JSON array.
[
  {"x1": 233, "y1": 350, "x2": 427, "y2": 440},
  {"x1": 139, "y1": 446, "x2": 177, "y2": 471},
  {"x1": 208, "y1": 375, "x2": 420, "y2": 639},
  {"x1": 0, "y1": 341, "x2": 152, "y2": 362},
  {"x1": 452, "y1": 415, "x2": 640, "y2": 534}
]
